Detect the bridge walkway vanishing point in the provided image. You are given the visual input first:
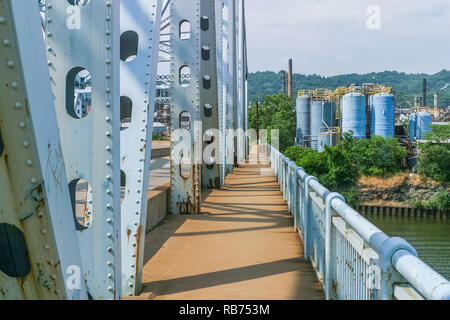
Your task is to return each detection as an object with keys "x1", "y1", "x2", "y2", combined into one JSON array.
[{"x1": 136, "y1": 150, "x2": 325, "y2": 300}]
